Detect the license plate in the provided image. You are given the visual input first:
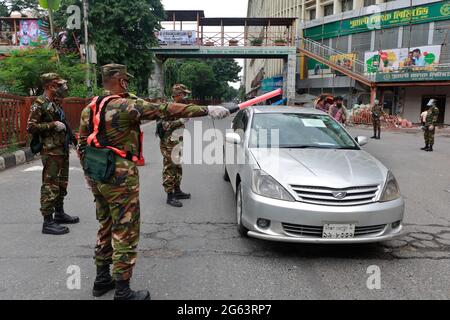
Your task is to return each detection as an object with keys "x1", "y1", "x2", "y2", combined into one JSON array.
[{"x1": 322, "y1": 224, "x2": 355, "y2": 239}]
